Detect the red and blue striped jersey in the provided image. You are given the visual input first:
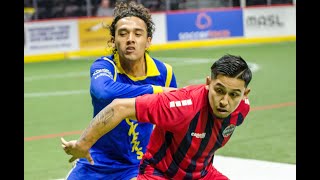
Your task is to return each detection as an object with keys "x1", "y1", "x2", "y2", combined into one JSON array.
[{"x1": 136, "y1": 84, "x2": 250, "y2": 179}]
